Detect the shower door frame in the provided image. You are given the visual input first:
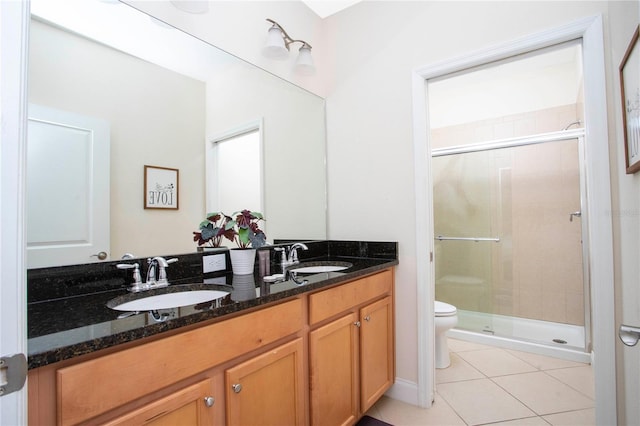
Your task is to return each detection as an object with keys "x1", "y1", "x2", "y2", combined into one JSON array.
[
  {"x1": 432, "y1": 130, "x2": 591, "y2": 352},
  {"x1": 411, "y1": 15, "x2": 616, "y2": 425}
]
